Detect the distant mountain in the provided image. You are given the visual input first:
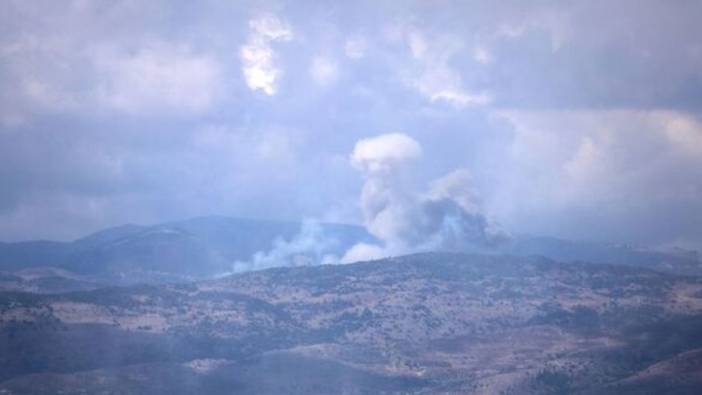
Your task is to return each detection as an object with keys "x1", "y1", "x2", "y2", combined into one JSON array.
[
  {"x1": 0, "y1": 217, "x2": 698, "y2": 292},
  {"x1": 0, "y1": 216, "x2": 374, "y2": 287},
  {"x1": 1, "y1": 252, "x2": 701, "y2": 394},
  {"x1": 503, "y1": 235, "x2": 702, "y2": 275}
]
